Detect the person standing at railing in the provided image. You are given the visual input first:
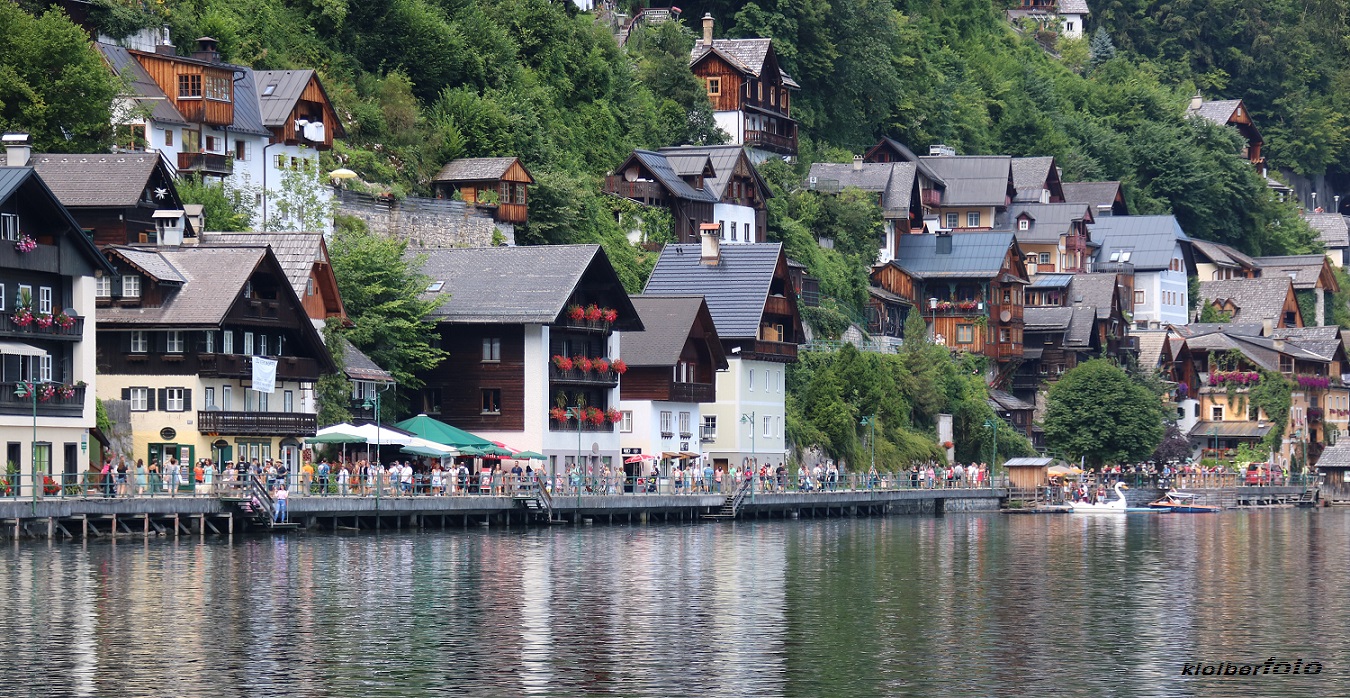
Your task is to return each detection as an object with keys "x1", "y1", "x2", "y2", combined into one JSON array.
[
  {"x1": 300, "y1": 460, "x2": 314, "y2": 496},
  {"x1": 274, "y1": 484, "x2": 288, "y2": 523},
  {"x1": 337, "y1": 464, "x2": 350, "y2": 496},
  {"x1": 401, "y1": 461, "x2": 414, "y2": 496}
]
